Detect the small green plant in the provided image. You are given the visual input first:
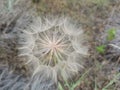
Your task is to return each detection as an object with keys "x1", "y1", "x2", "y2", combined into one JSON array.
[
  {"x1": 96, "y1": 45, "x2": 106, "y2": 54},
  {"x1": 96, "y1": 28, "x2": 116, "y2": 54},
  {"x1": 58, "y1": 82, "x2": 64, "y2": 90},
  {"x1": 107, "y1": 28, "x2": 116, "y2": 41},
  {"x1": 102, "y1": 73, "x2": 120, "y2": 90},
  {"x1": 58, "y1": 69, "x2": 90, "y2": 90},
  {"x1": 94, "y1": 78, "x2": 98, "y2": 90}
]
